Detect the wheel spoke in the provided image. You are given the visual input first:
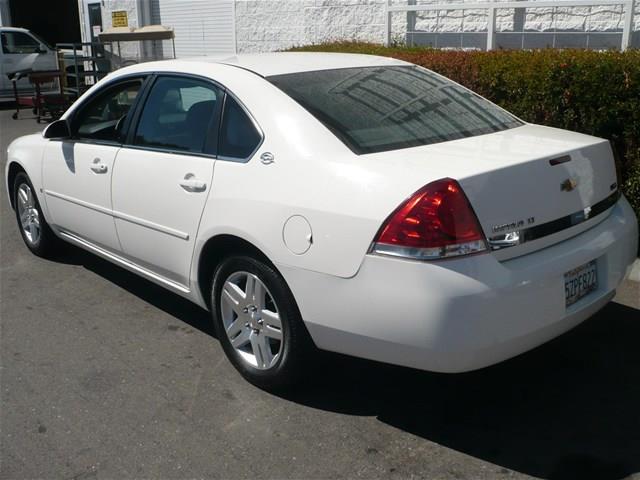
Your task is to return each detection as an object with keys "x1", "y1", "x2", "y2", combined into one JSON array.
[
  {"x1": 263, "y1": 325, "x2": 282, "y2": 341},
  {"x1": 230, "y1": 328, "x2": 251, "y2": 349},
  {"x1": 261, "y1": 309, "x2": 281, "y2": 330},
  {"x1": 250, "y1": 333, "x2": 272, "y2": 369},
  {"x1": 20, "y1": 210, "x2": 30, "y2": 228},
  {"x1": 244, "y1": 274, "x2": 256, "y2": 301},
  {"x1": 29, "y1": 221, "x2": 38, "y2": 241},
  {"x1": 222, "y1": 282, "x2": 245, "y2": 311},
  {"x1": 253, "y1": 279, "x2": 265, "y2": 310},
  {"x1": 18, "y1": 187, "x2": 28, "y2": 207},
  {"x1": 226, "y1": 317, "x2": 245, "y2": 338},
  {"x1": 26, "y1": 187, "x2": 33, "y2": 207}
]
